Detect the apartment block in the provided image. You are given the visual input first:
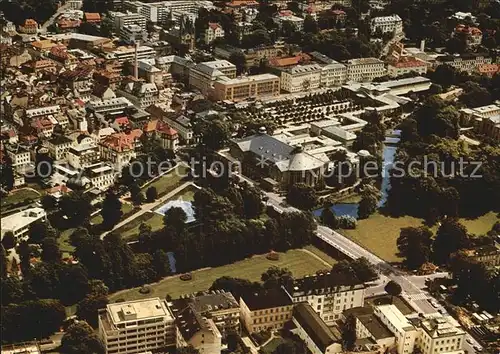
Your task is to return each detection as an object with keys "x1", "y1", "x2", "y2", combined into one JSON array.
[
  {"x1": 189, "y1": 60, "x2": 237, "y2": 95},
  {"x1": 239, "y1": 288, "x2": 293, "y2": 333},
  {"x1": 436, "y1": 53, "x2": 491, "y2": 73},
  {"x1": 111, "y1": 45, "x2": 156, "y2": 63},
  {"x1": 416, "y1": 317, "x2": 465, "y2": 354},
  {"x1": 203, "y1": 23, "x2": 225, "y2": 45},
  {"x1": 46, "y1": 135, "x2": 74, "y2": 161},
  {"x1": 321, "y1": 62, "x2": 347, "y2": 87},
  {"x1": 374, "y1": 305, "x2": 418, "y2": 354},
  {"x1": 5, "y1": 145, "x2": 31, "y2": 172},
  {"x1": 119, "y1": 24, "x2": 147, "y2": 44},
  {"x1": 112, "y1": 11, "x2": 147, "y2": 31},
  {"x1": 346, "y1": 57, "x2": 386, "y2": 82},
  {"x1": 212, "y1": 73, "x2": 280, "y2": 101},
  {"x1": 387, "y1": 57, "x2": 427, "y2": 77},
  {"x1": 283, "y1": 272, "x2": 365, "y2": 325},
  {"x1": 370, "y1": 14, "x2": 403, "y2": 34},
  {"x1": 98, "y1": 298, "x2": 176, "y2": 354},
  {"x1": 280, "y1": 64, "x2": 323, "y2": 93}
]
